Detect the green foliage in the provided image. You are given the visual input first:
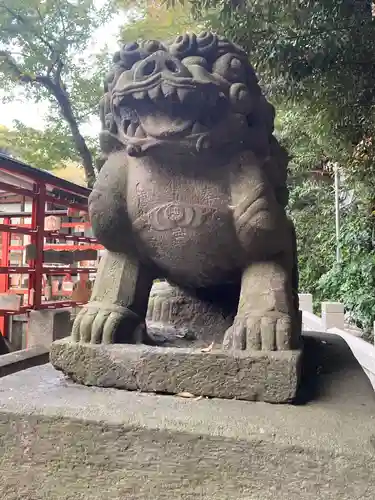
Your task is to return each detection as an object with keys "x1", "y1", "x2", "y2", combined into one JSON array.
[
  {"x1": 273, "y1": 103, "x2": 335, "y2": 296},
  {"x1": 0, "y1": 0, "x2": 115, "y2": 185},
  {"x1": 118, "y1": 1, "x2": 203, "y2": 43},
  {"x1": 174, "y1": 0, "x2": 375, "y2": 149},
  {"x1": 318, "y1": 209, "x2": 375, "y2": 334},
  {"x1": 288, "y1": 179, "x2": 336, "y2": 297},
  {"x1": 275, "y1": 100, "x2": 375, "y2": 333},
  {"x1": 275, "y1": 101, "x2": 349, "y2": 173},
  {"x1": 0, "y1": 0, "x2": 112, "y2": 96},
  {"x1": 0, "y1": 0, "x2": 372, "y2": 330},
  {"x1": 0, "y1": 122, "x2": 98, "y2": 171},
  {"x1": 347, "y1": 137, "x2": 375, "y2": 206},
  {"x1": 276, "y1": 100, "x2": 375, "y2": 332},
  {"x1": 174, "y1": 0, "x2": 375, "y2": 334}
]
